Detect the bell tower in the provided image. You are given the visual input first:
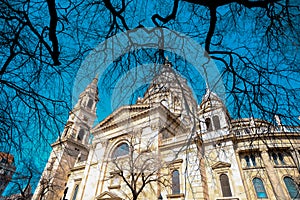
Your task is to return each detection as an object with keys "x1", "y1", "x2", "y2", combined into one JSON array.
[
  {"x1": 33, "y1": 76, "x2": 99, "y2": 200},
  {"x1": 198, "y1": 88, "x2": 231, "y2": 140},
  {"x1": 62, "y1": 75, "x2": 99, "y2": 144}
]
